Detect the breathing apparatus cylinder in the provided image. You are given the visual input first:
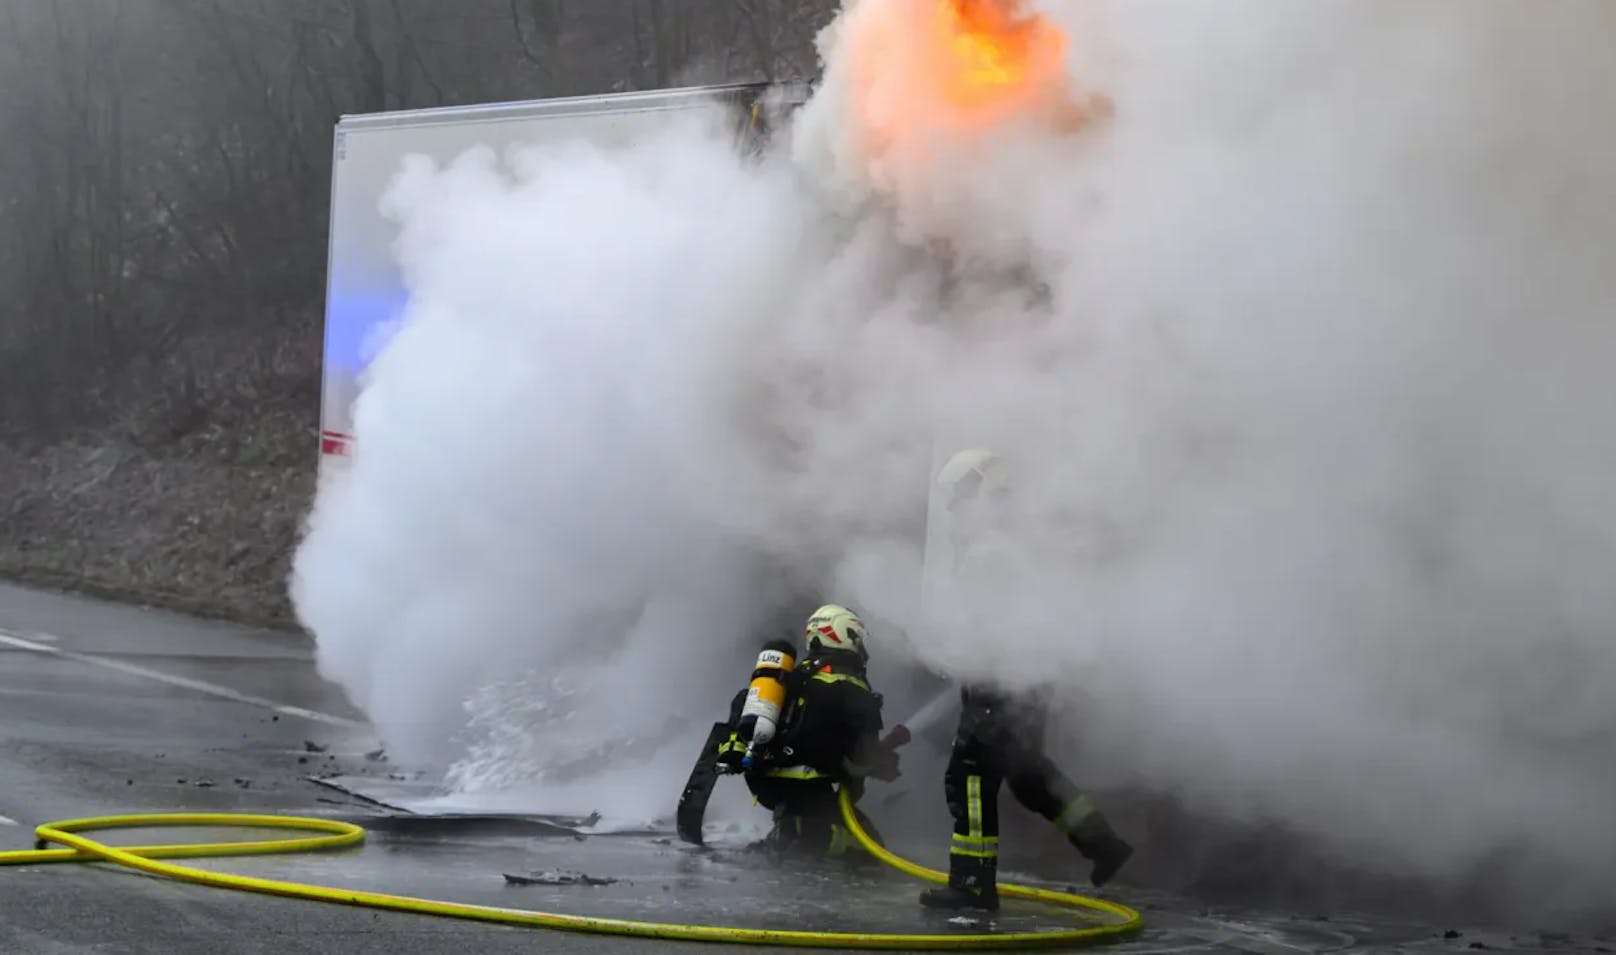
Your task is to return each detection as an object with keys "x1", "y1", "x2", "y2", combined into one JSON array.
[{"x1": 737, "y1": 639, "x2": 797, "y2": 769}]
